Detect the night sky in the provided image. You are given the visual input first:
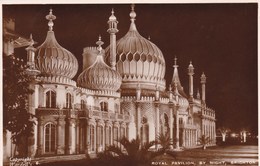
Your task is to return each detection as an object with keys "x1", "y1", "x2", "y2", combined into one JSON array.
[{"x1": 3, "y1": 4, "x2": 258, "y2": 134}]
